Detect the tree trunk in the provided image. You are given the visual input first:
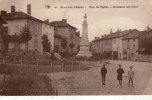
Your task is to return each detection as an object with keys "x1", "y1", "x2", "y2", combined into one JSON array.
[{"x1": 26, "y1": 42, "x2": 28, "y2": 52}]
